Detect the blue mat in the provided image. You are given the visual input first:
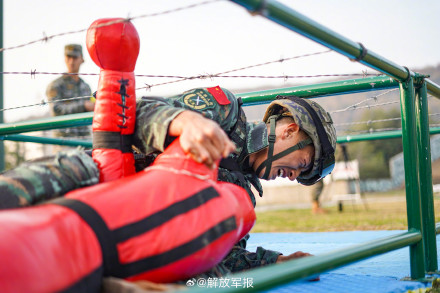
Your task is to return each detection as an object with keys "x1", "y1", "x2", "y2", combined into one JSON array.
[{"x1": 246, "y1": 231, "x2": 438, "y2": 293}]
